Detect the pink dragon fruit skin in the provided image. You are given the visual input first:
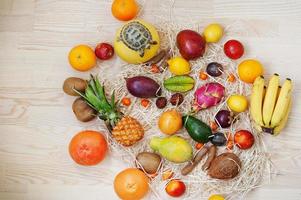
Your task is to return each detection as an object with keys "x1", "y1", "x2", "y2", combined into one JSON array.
[{"x1": 194, "y1": 82, "x2": 225, "y2": 109}]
